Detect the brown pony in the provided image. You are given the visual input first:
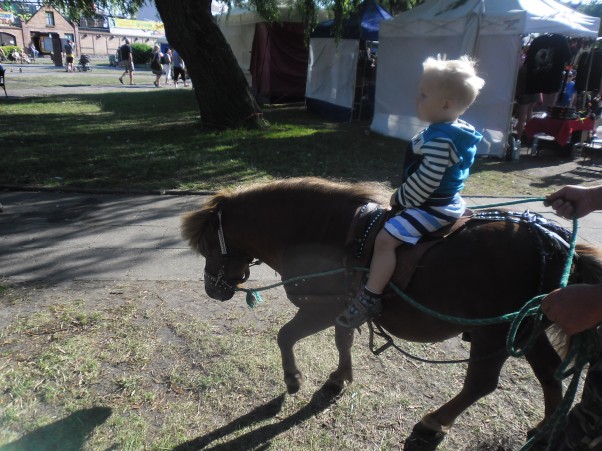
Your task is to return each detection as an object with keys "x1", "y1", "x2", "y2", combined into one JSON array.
[{"x1": 181, "y1": 177, "x2": 602, "y2": 446}]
